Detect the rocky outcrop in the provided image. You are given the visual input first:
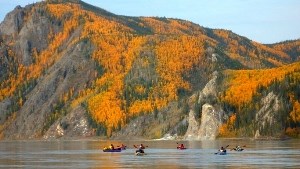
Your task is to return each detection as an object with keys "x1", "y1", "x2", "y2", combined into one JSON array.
[
  {"x1": 111, "y1": 102, "x2": 186, "y2": 140},
  {"x1": 112, "y1": 115, "x2": 152, "y2": 140},
  {"x1": 0, "y1": 99, "x2": 11, "y2": 124},
  {"x1": 198, "y1": 104, "x2": 225, "y2": 140},
  {"x1": 0, "y1": 3, "x2": 99, "y2": 140},
  {"x1": 254, "y1": 92, "x2": 282, "y2": 138},
  {"x1": 184, "y1": 106, "x2": 199, "y2": 140},
  {"x1": 0, "y1": 45, "x2": 9, "y2": 81},
  {"x1": 43, "y1": 106, "x2": 94, "y2": 139},
  {"x1": 0, "y1": 6, "x2": 25, "y2": 36},
  {"x1": 3, "y1": 40, "x2": 97, "y2": 139},
  {"x1": 16, "y1": 10, "x2": 52, "y2": 66},
  {"x1": 184, "y1": 71, "x2": 227, "y2": 140},
  {"x1": 1, "y1": 4, "x2": 61, "y2": 66},
  {"x1": 0, "y1": 1, "x2": 297, "y2": 140}
]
